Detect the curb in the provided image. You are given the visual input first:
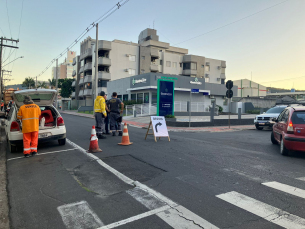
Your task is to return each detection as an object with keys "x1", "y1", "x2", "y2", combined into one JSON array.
[{"x1": 0, "y1": 125, "x2": 9, "y2": 229}]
